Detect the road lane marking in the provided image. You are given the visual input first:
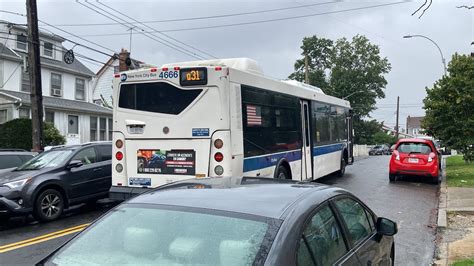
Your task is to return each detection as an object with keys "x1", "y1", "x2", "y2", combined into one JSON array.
[{"x1": 0, "y1": 223, "x2": 90, "y2": 253}]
